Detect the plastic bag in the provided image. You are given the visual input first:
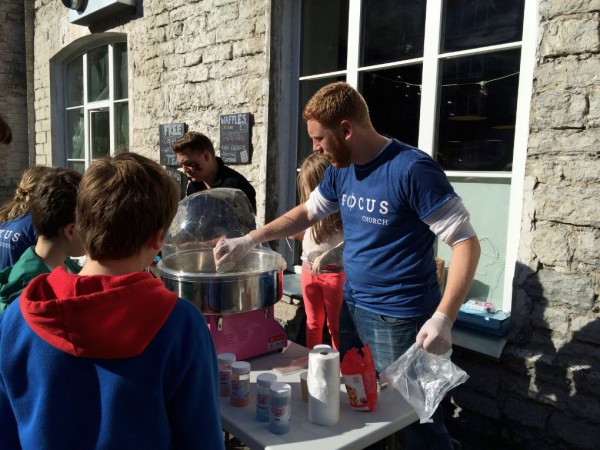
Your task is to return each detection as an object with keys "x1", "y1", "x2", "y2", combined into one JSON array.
[
  {"x1": 340, "y1": 344, "x2": 378, "y2": 411},
  {"x1": 381, "y1": 344, "x2": 469, "y2": 423}
]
